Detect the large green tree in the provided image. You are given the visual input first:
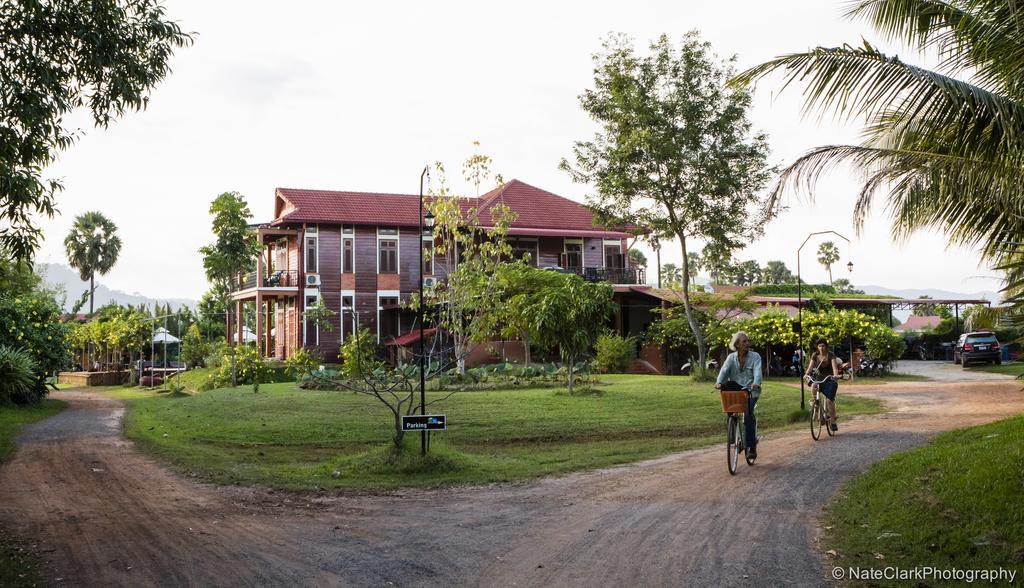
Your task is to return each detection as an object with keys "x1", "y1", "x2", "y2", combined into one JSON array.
[
  {"x1": 64, "y1": 211, "x2": 122, "y2": 315},
  {"x1": 1, "y1": 1, "x2": 190, "y2": 260},
  {"x1": 733, "y1": 0, "x2": 1024, "y2": 314},
  {"x1": 199, "y1": 192, "x2": 258, "y2": 384},
  {"x1": 563, "y1": 32, "x2": 773, "y2": 373},
  {"x1": 763, "y1": 260, "x2": 794, "y2": 284}
]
